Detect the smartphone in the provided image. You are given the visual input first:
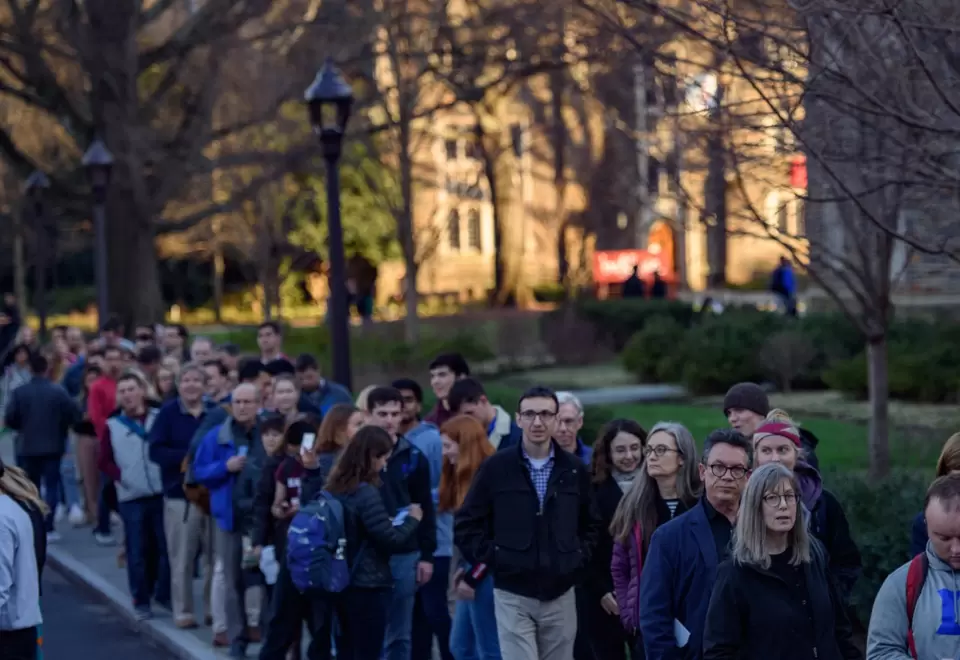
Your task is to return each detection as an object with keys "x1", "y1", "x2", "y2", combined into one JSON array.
[
  {"x1": 237, "y1": 446, "x2": 249, "y2": 458},
  {"x1": 301, "y1": 433, "x2": 316, "y2": 454}
]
